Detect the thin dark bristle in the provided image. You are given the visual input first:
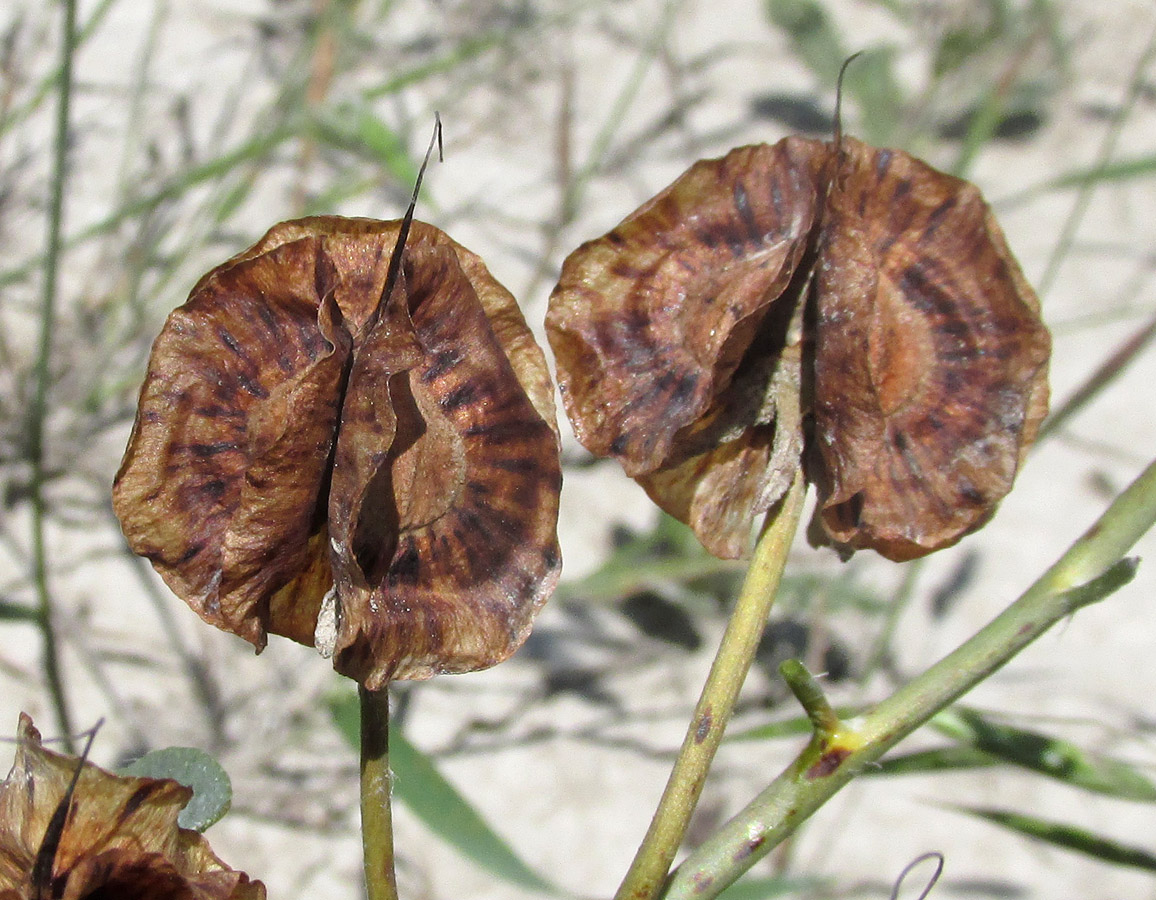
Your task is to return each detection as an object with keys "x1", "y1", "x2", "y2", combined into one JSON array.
[
  {"x1": 31, "y1": 721, "x2": 103, "y2": 900},
  {"x1": 376, "y1": 113, "x2": 445, "y2": 322}
]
